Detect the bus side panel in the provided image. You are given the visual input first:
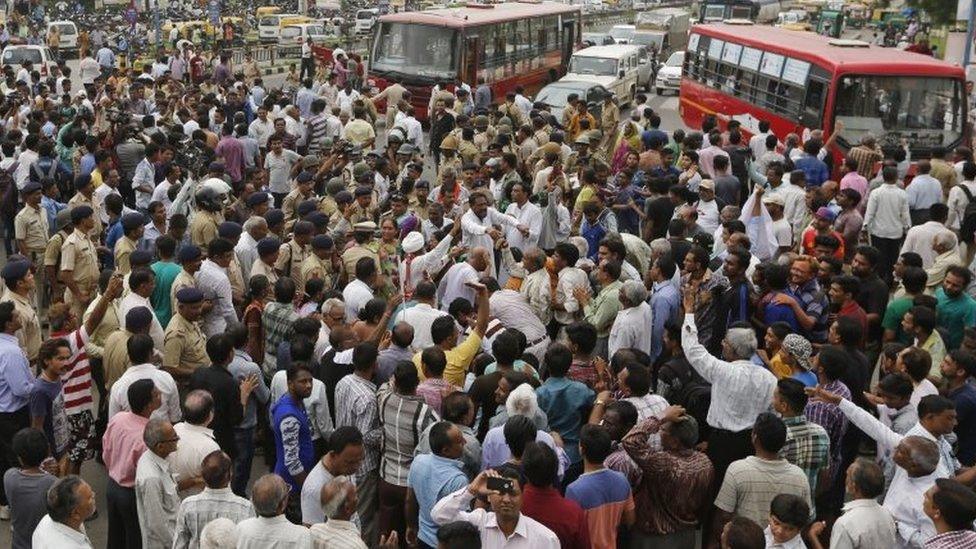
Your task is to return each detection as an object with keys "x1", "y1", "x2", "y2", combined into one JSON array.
[{"x1": 679, "y1": 77, "x2": 807, "y2": 149}]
